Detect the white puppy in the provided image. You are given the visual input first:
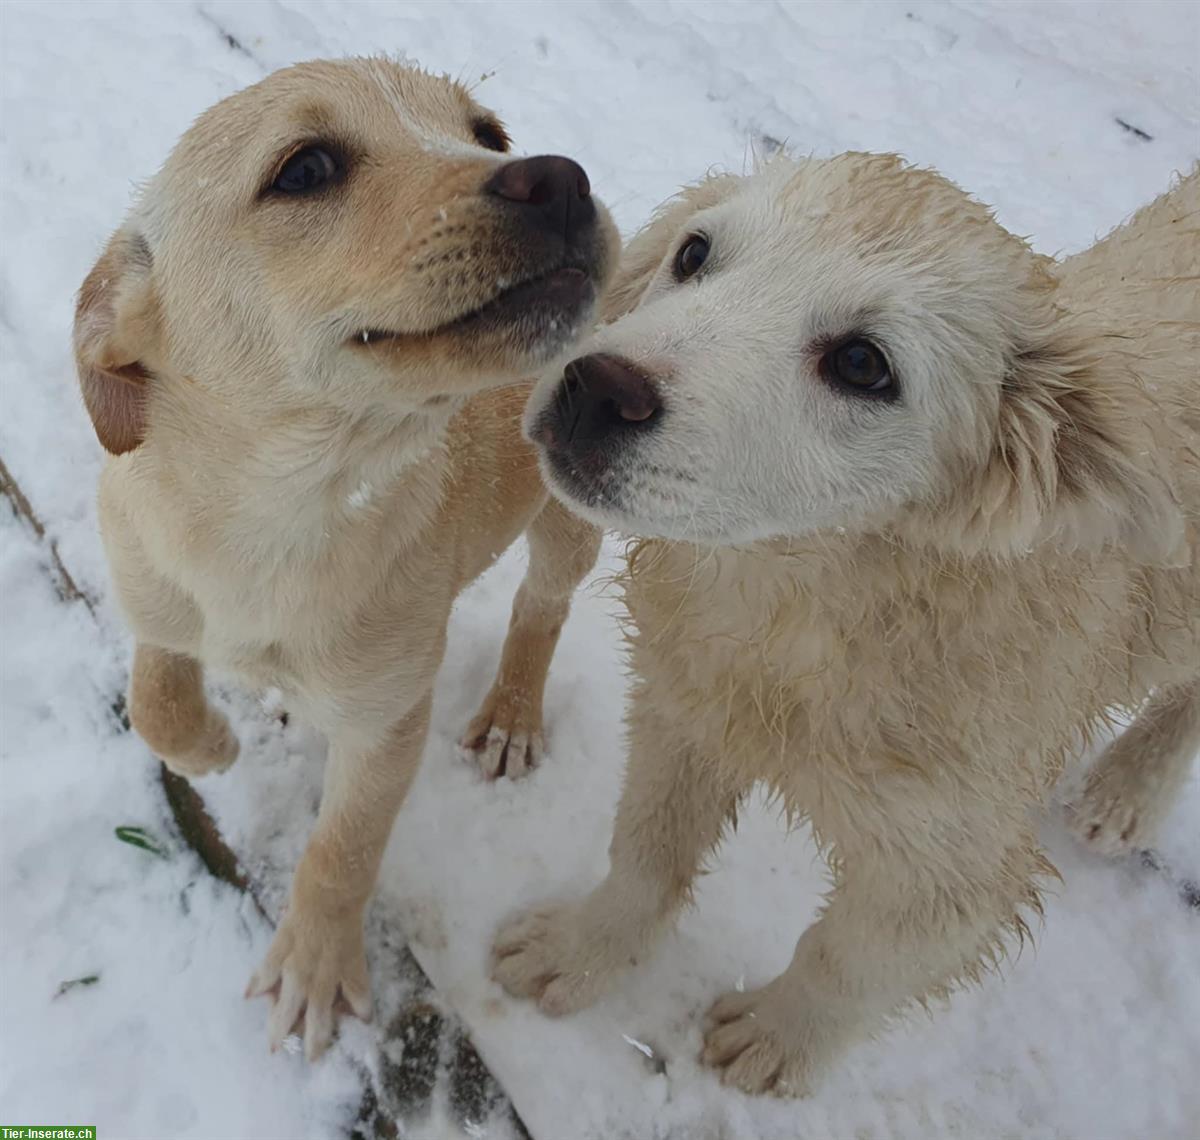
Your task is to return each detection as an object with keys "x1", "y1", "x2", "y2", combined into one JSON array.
[{"x1": 494, "y1": 155, "x2": 1199, "y2": 1095}]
